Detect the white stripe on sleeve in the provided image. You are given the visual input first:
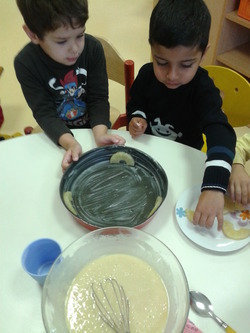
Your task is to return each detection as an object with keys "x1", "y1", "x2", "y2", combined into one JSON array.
[
  {"x1": 205, "y1": 160, "x2": 231, "y2": 173},
  {"x1": 131, "y1": 110, "x2": 147, "y2": 119}
]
